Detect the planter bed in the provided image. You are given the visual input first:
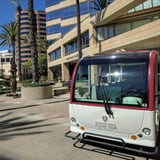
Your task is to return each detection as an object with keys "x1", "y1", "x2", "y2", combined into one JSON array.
[{"x1": 21, "y1": 86, "x2": 52, "y2": 100}]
